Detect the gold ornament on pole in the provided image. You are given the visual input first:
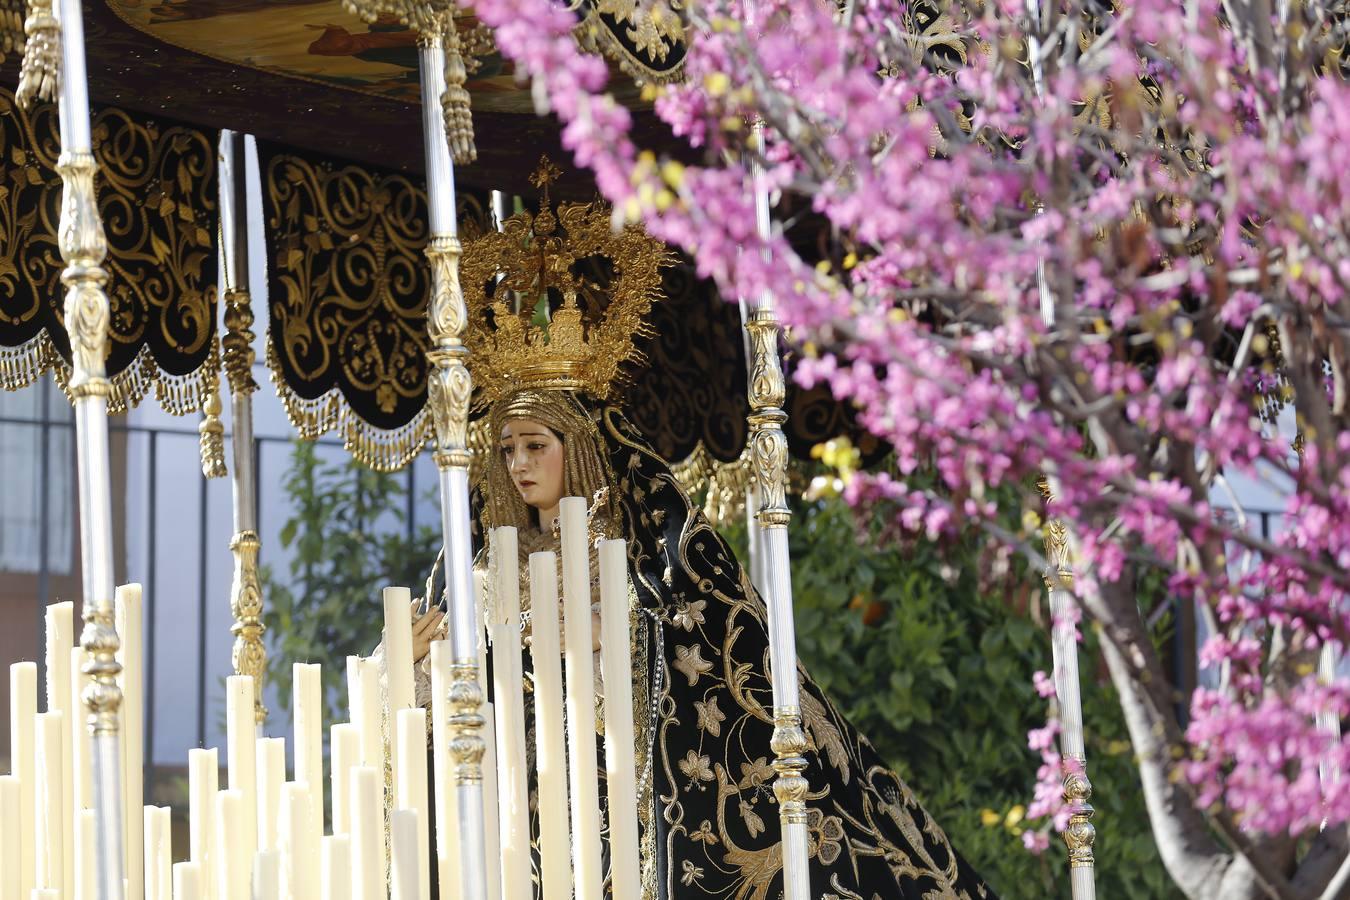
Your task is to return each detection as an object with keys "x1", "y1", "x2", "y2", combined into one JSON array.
[
  {"x1": 15, "y1": 0, "x2": 59, "y2": 107},
  {"x1": 50, "y1": 0, "x2": 128, "y2": 881},
  {"x1": 342, "y1": 0, "x2": 486, "y2": 164},
  {"x1": 743, "y1": 123, "x2": 812, "y2": 900},
  {"x1": 228, "y1": 530, "x2": 267, "y2": 724},
  {"x1": 1039, "y1": 478, "x2": 1097, "y2": 896},
  {"x1": 220, "y1": 131, "x2": 267, "y2": 724},
  {"x1": 198, "y1": 346, "x2": 227, "y2": 479}
]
